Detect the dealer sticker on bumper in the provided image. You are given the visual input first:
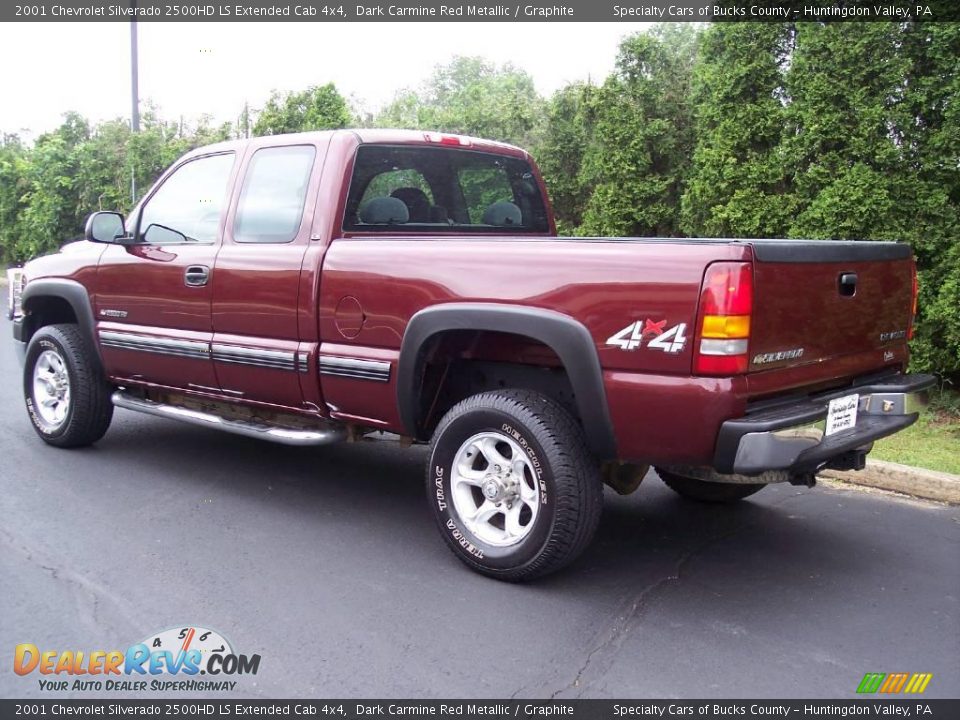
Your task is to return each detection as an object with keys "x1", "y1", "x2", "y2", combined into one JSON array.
[{"x1": 826, "y1": 394, "x2": 860, "y2": 436}]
